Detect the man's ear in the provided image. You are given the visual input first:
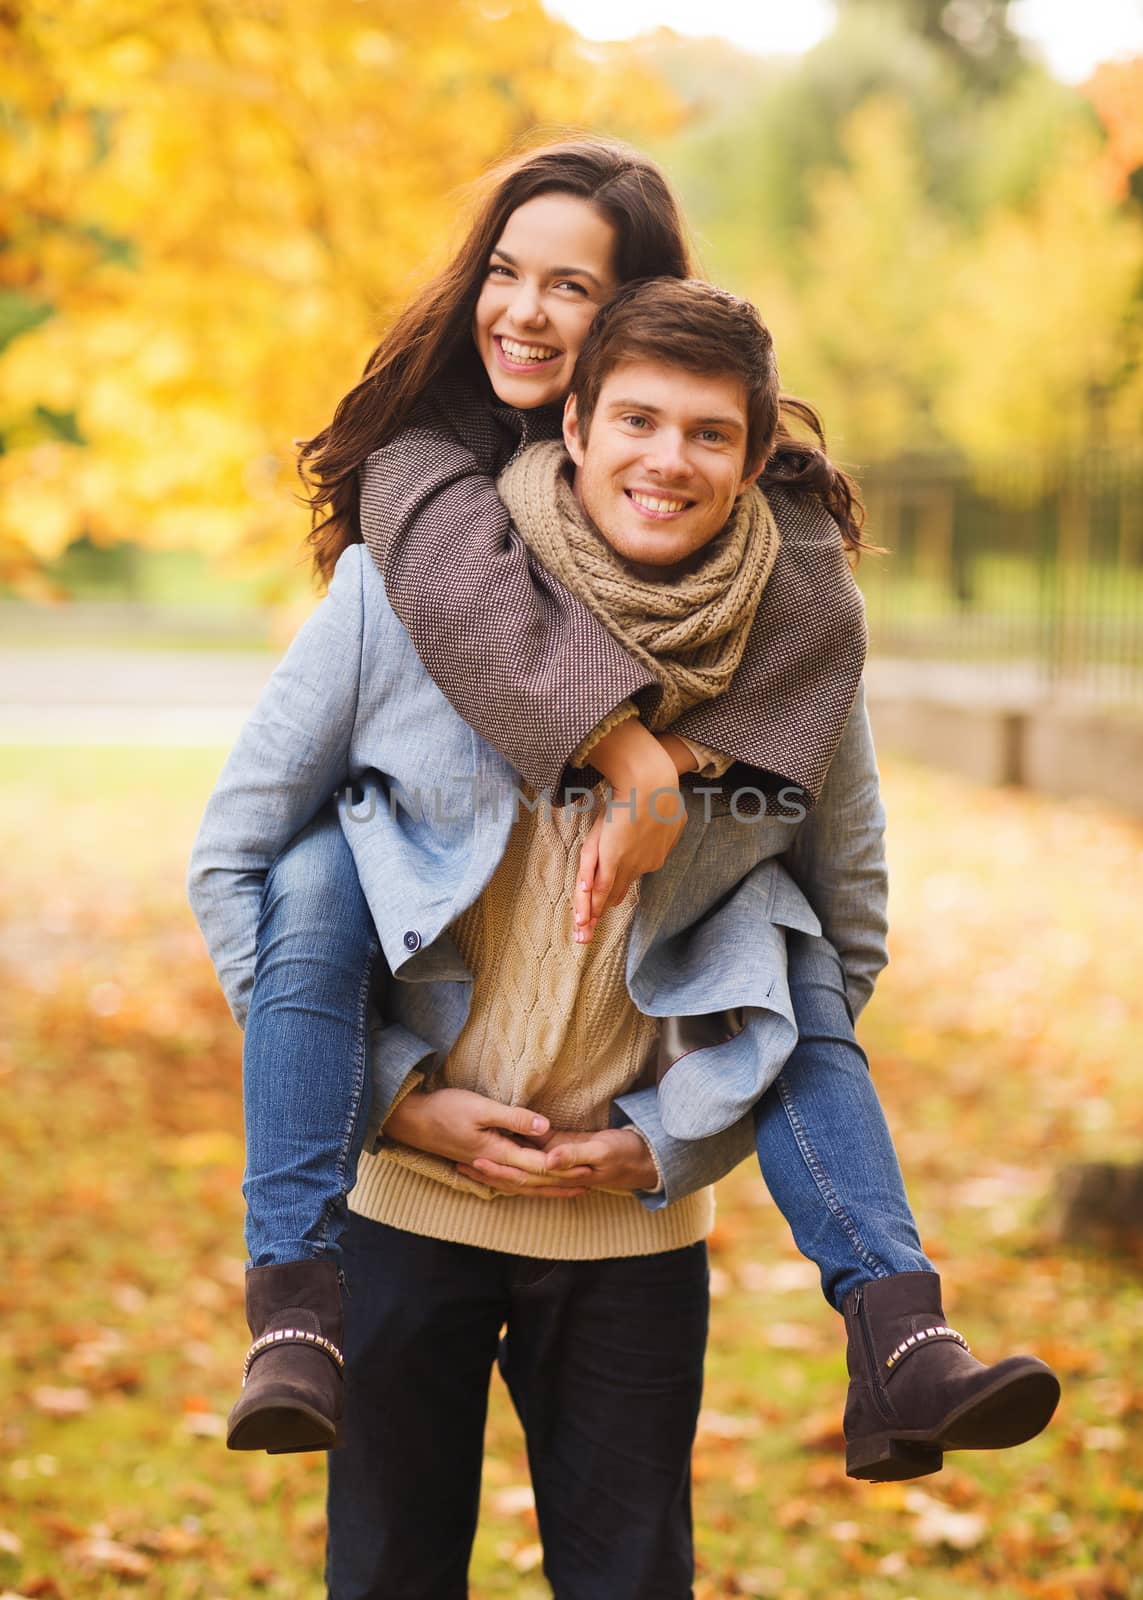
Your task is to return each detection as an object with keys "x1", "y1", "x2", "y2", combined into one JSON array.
[
  {"x1": 563, "y1": 393, "x2": 586, "y2": 467},
  {"x1": 737, "y1": 456, "x2": 766, "y2": 495}
]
